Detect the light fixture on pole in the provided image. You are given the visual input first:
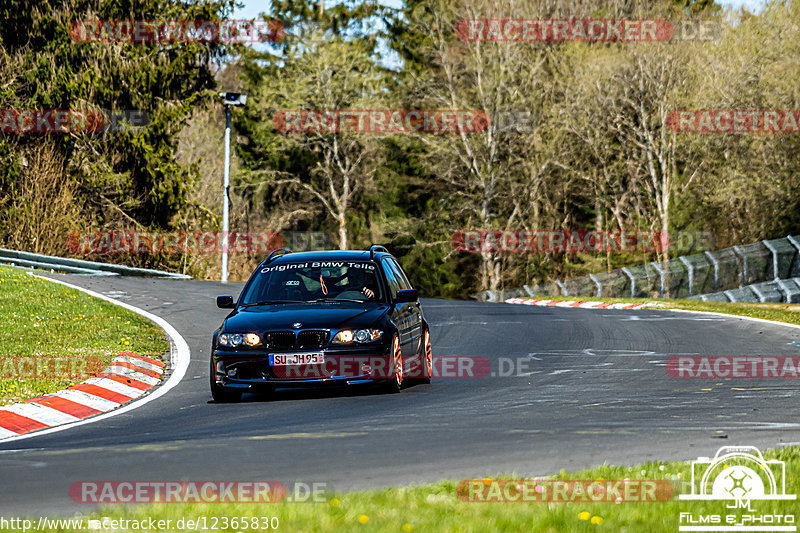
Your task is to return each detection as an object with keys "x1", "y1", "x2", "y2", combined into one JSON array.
[{"x1": 218, "y1": 92, "x2": 247, "y2": 283}]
